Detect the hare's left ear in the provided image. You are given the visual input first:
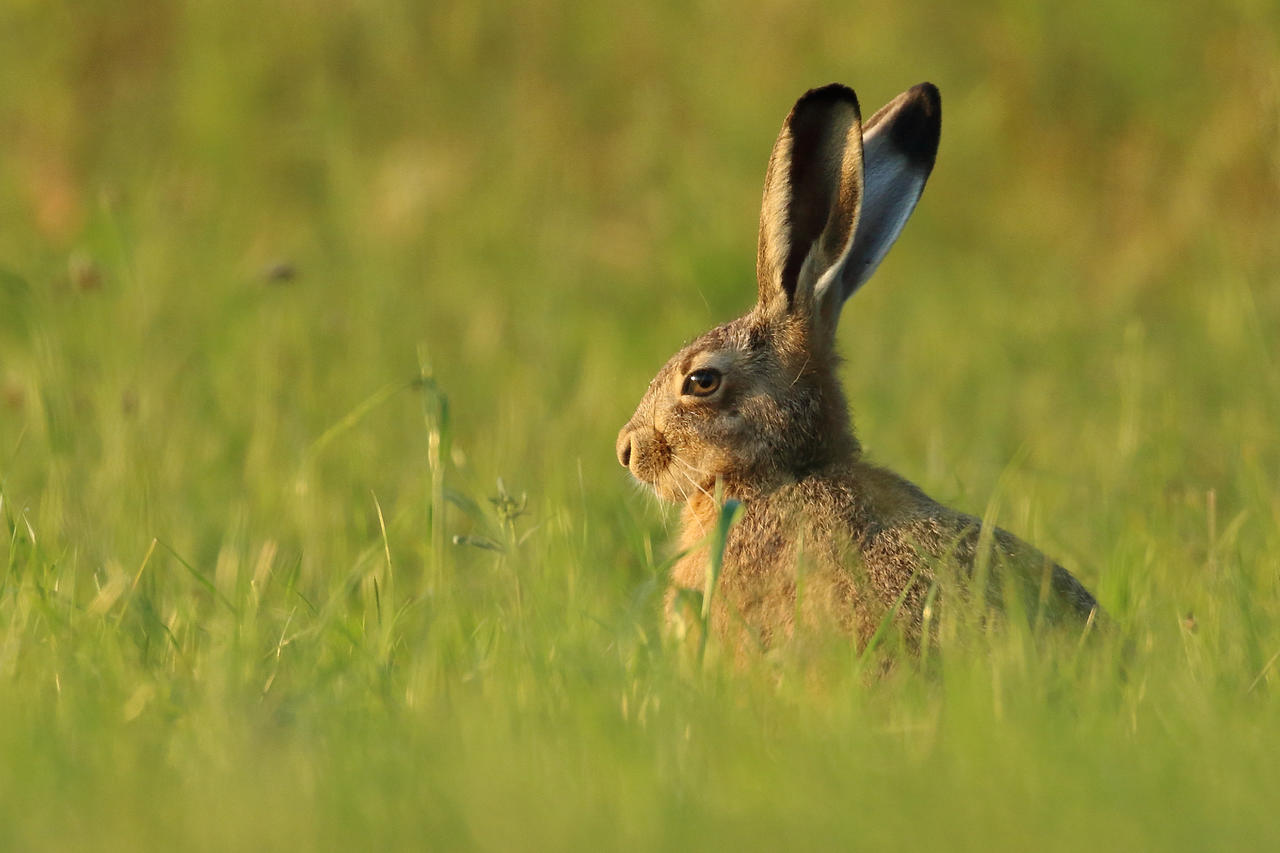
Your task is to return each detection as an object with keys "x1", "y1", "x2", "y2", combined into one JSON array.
[{"x1": 755, "y1": 84, "x2": 865, "y2": 325}]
